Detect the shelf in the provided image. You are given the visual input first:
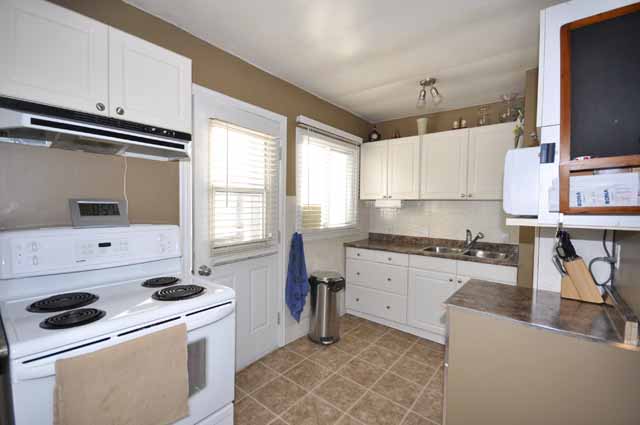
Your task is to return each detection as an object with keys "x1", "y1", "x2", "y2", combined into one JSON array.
[{"x1": 506, "y1": 216, "x2": 640, "y2": 231}]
